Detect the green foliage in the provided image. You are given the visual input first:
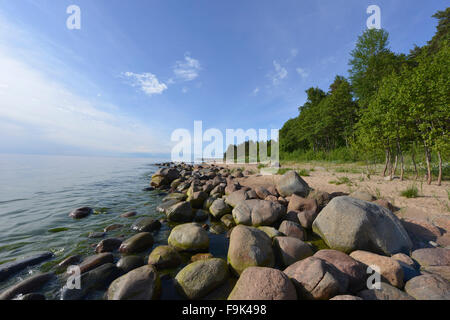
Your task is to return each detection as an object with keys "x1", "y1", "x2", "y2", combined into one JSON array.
[
  {"x1": 278, "y1": 9, "x2": 449, "y2": 181},
  {"x1": 329, "y1": 176, "x2": 352, "y2": 186},
  {"x1": 400, "y1": 185, "x2": 419, "y2": 198}
]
